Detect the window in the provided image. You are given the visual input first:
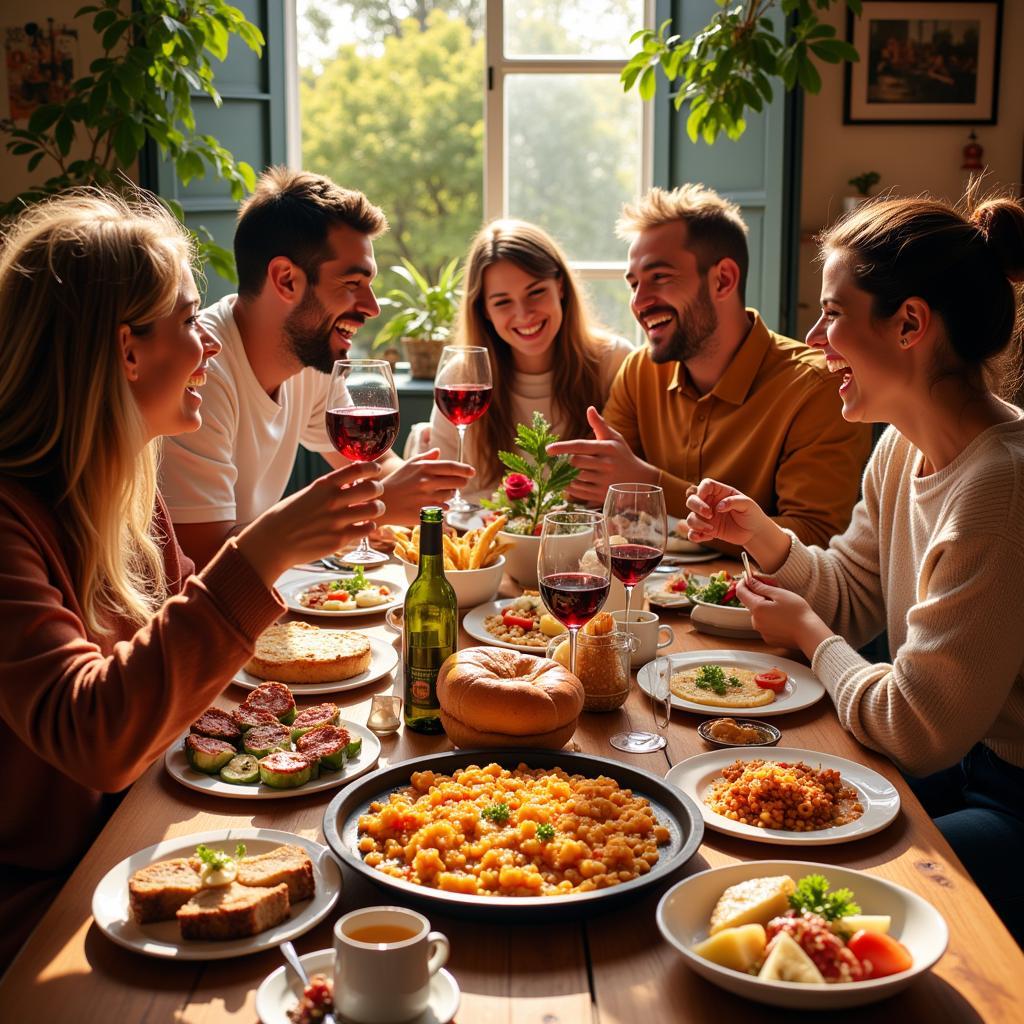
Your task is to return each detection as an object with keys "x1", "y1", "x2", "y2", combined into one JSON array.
[{"x1": 485, "y1": 0, "x2": 653, "y2": 338}]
